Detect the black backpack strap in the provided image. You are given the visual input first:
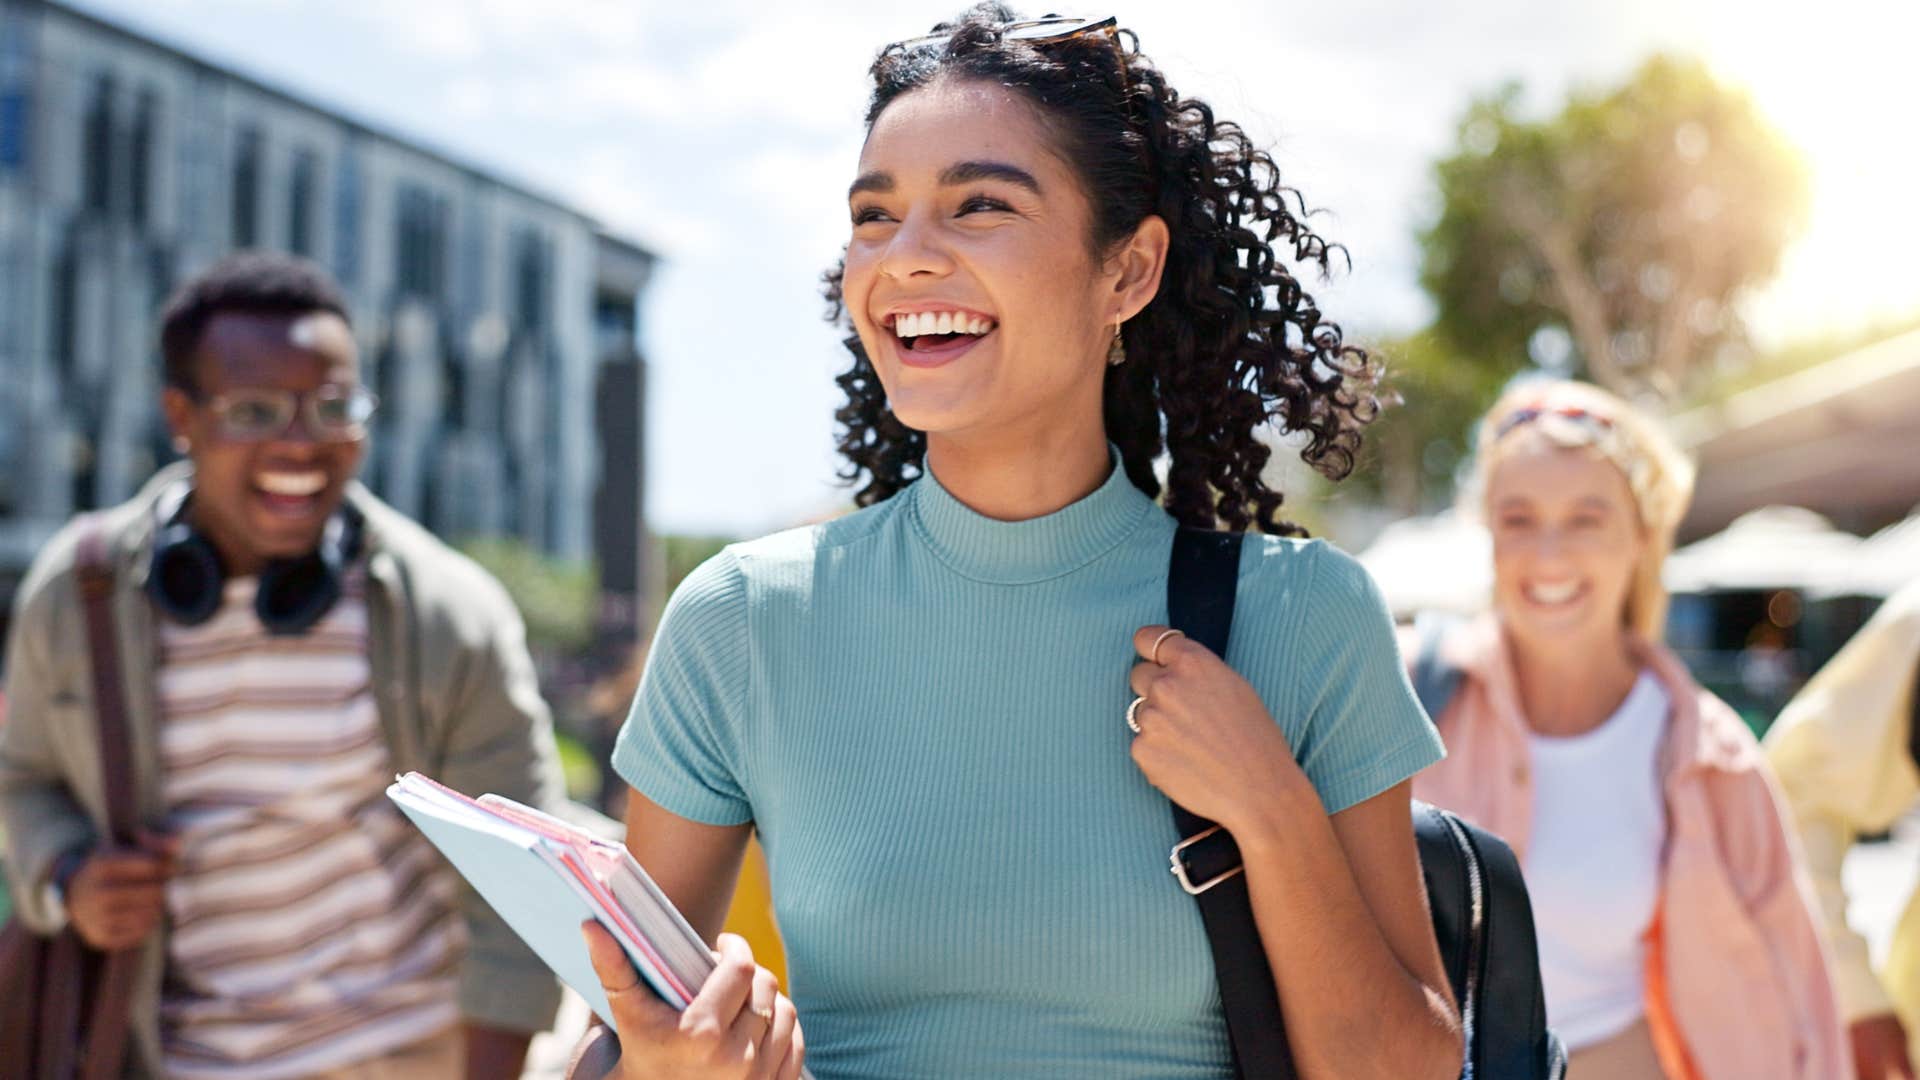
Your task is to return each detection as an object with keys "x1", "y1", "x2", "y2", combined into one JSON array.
[
  {"x1": 1409, "y1": 612, "x2": 1466, "y2": 723},
  {"x1": 1907, "y1": 648, "x2": 1920, "y2": 778},
  {"x1": 1164, "y1": 528, "x2": 1295, "y2": 1080}
]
